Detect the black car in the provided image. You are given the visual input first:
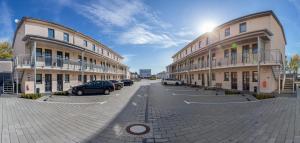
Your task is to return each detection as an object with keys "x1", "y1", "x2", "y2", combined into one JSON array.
[
  {"x1": 121, "y1": 79, "x2": 134, "y2": 86},
  {"x1": 109, "y1": 80, "x2": 124, "y2": 90},
  {"x1": 72, "y1": 80, "x2": 114, "y2": 95}
]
